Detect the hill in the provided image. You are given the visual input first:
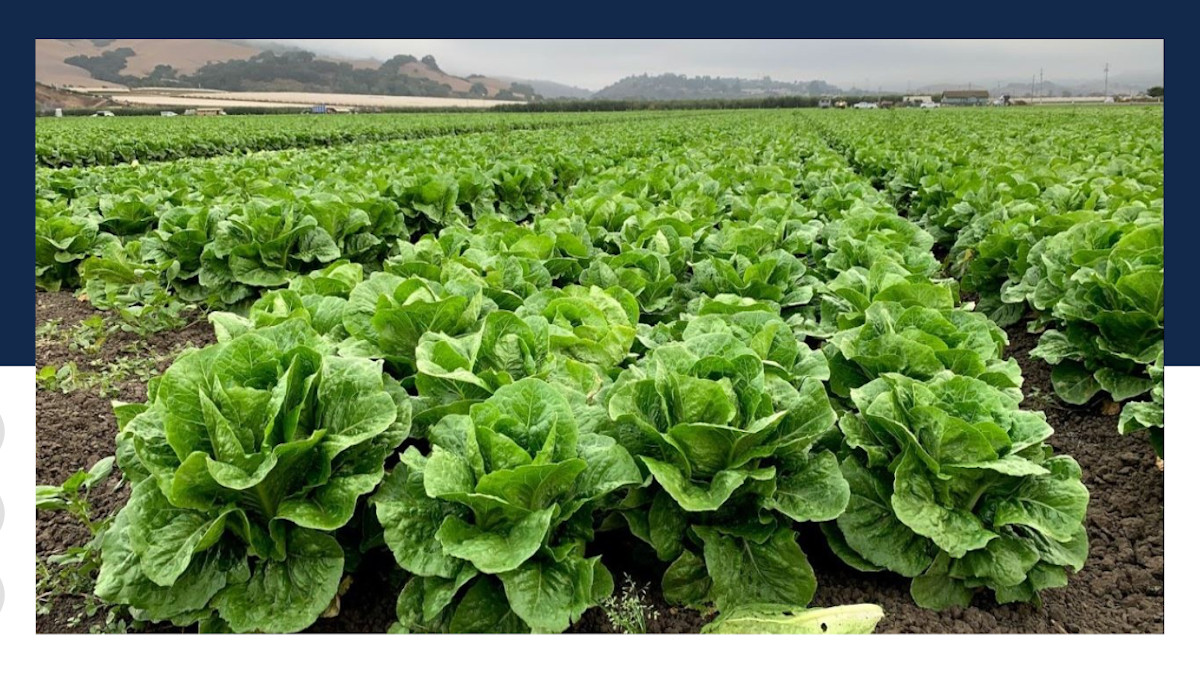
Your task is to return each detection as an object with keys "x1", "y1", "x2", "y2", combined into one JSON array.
[
  {"x1": 36, "y1": 40, "x2": 533, "y2": 100},
  {"x1": 36, "y1": 39, "x2": 261, "y2": 87},
  {"x1": 592, "y1": 73, "x2": 841, "y2": 100},
  {"x1": 493, "y1": 77, "x2": 593, "y2": 100}
]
